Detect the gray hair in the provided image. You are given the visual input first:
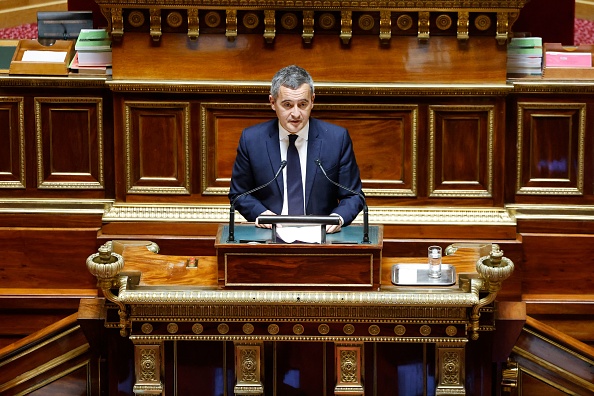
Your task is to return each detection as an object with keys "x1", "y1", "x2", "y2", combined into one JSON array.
[{"x1": 270, "y1": 65, "x2": 315, "y2": 99}]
